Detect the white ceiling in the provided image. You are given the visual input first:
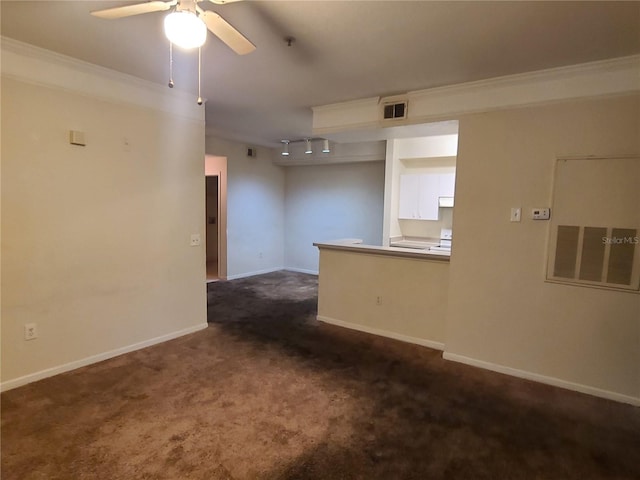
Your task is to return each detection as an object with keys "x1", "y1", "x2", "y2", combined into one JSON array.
[{"x1": 2, "y1": 1, "x2": 639, "y2": 147}]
